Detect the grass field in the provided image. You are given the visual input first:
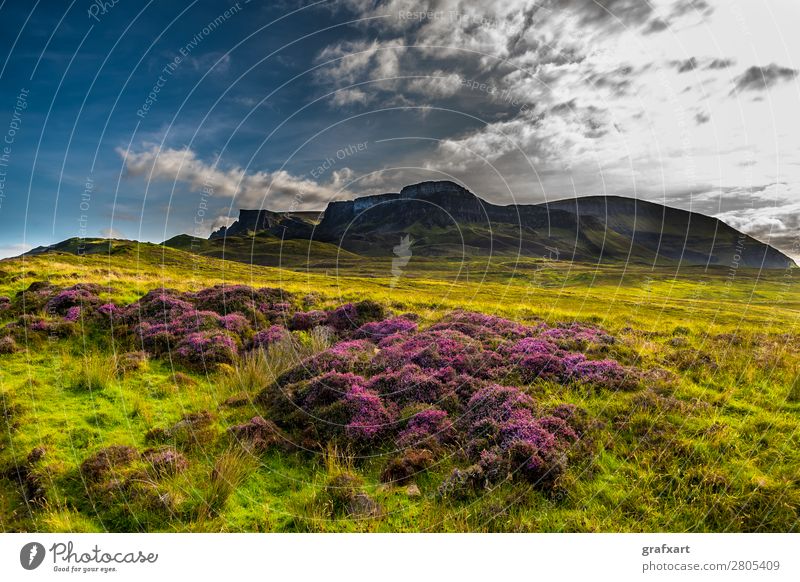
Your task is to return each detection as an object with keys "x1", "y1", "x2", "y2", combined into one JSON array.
[{"x1": 1, "y1": 242, "x2": 799, "y2": 532}]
